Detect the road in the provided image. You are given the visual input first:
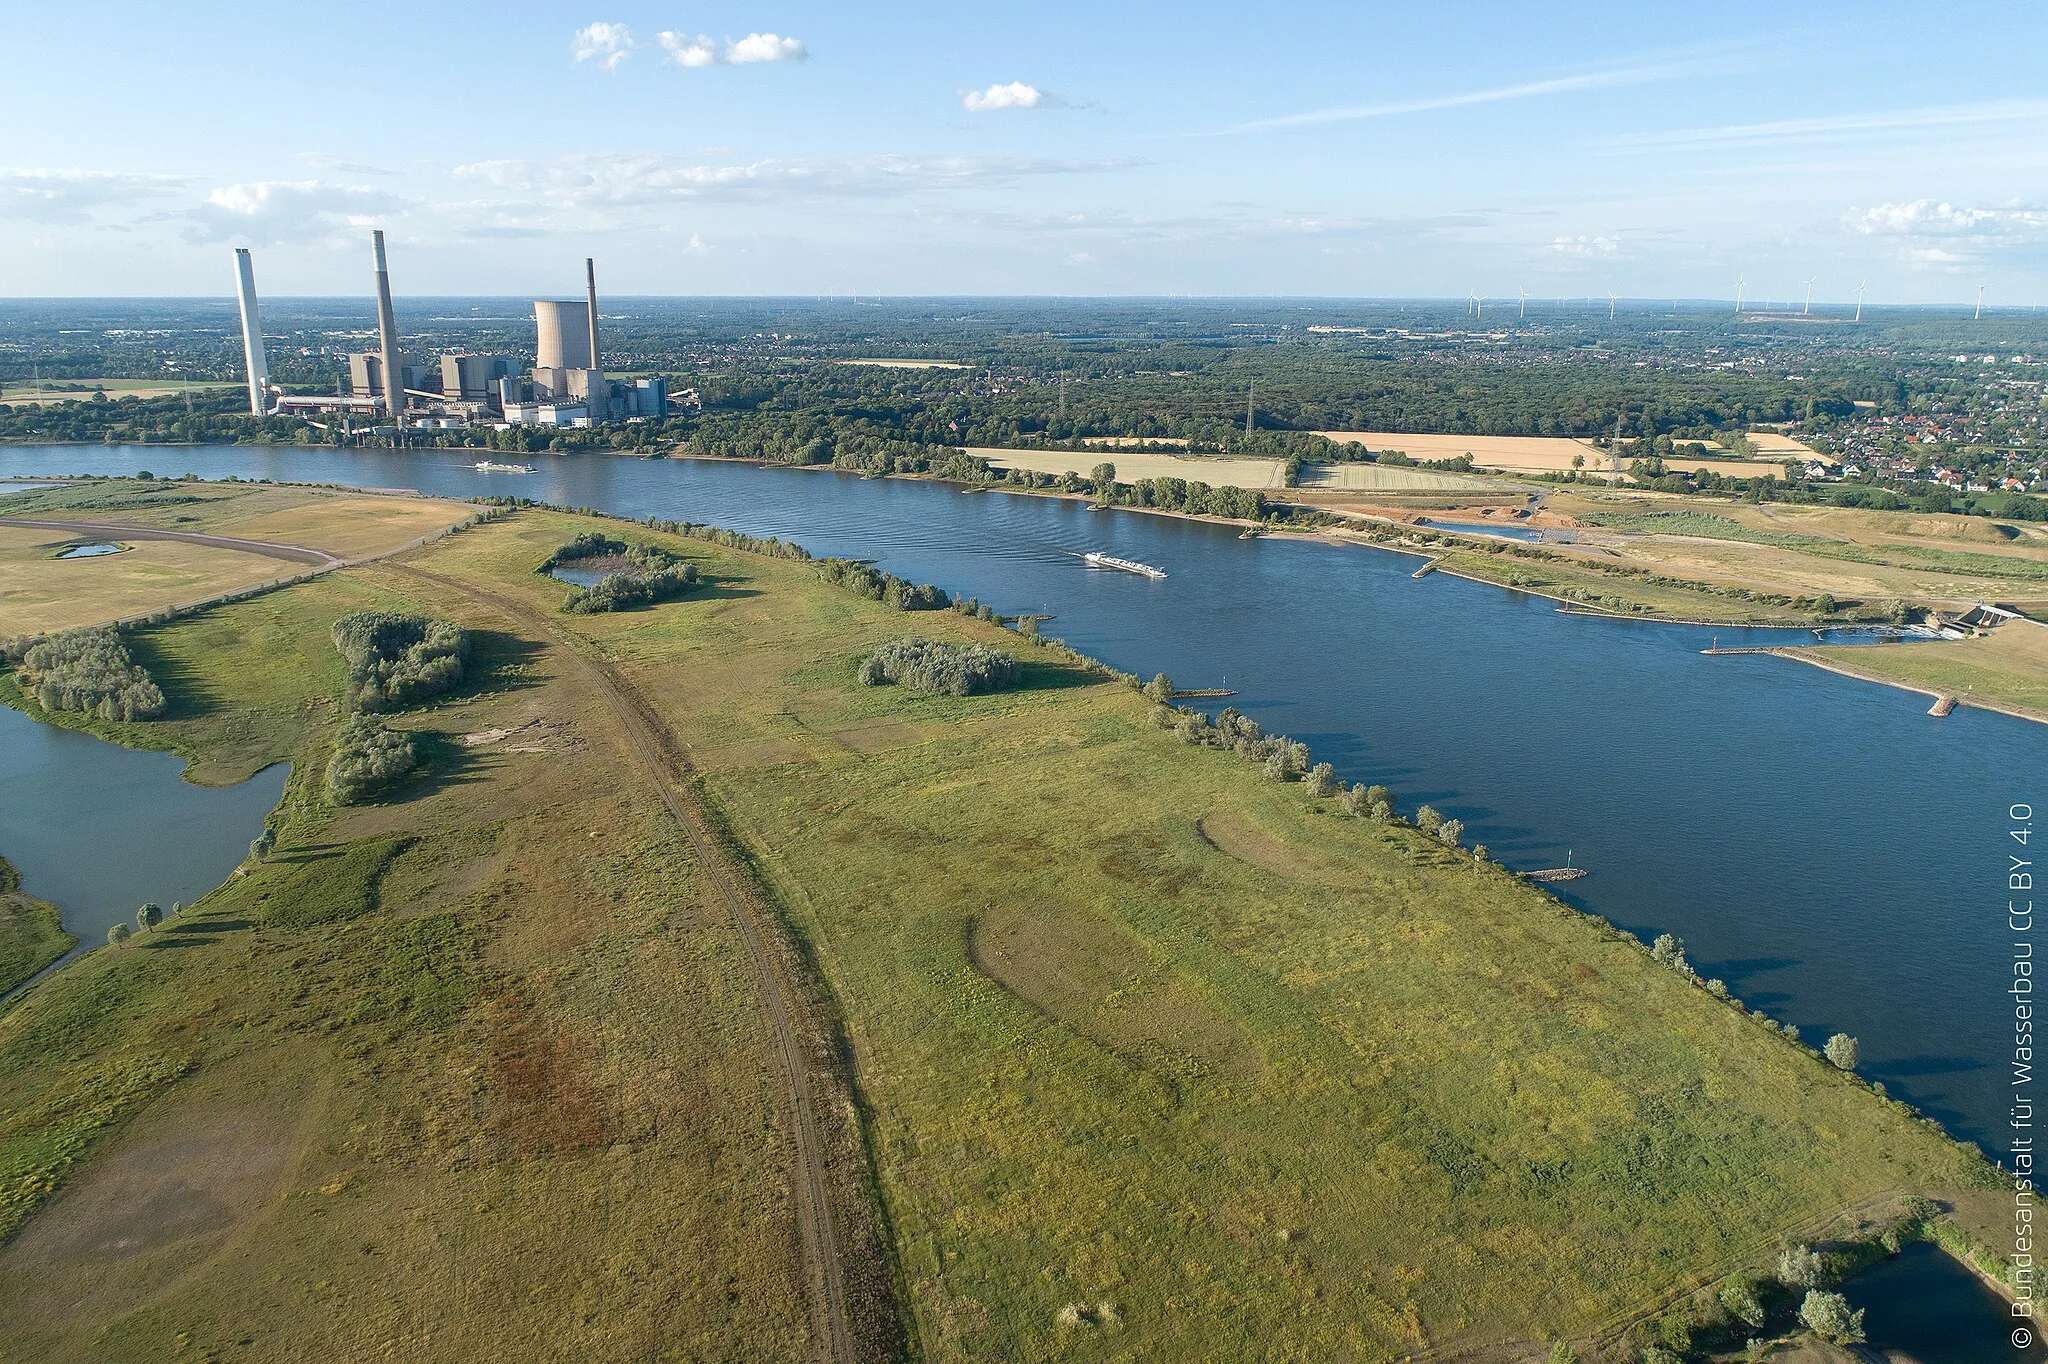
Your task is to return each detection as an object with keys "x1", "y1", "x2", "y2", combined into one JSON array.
[
  {"x1": 386, "y1": 563, "x2": 861, "y2": 1364},
  {"x1": 0, "y1": 517, "x2": 341, "y2": 566}
]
